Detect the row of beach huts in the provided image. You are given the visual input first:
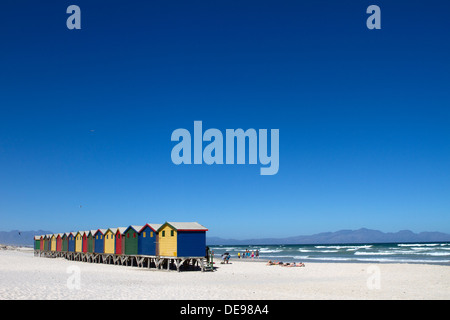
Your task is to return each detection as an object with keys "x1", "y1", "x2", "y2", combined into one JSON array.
[{"x1": 33, "y1": 222, "x2": 211, "y2": 272}]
